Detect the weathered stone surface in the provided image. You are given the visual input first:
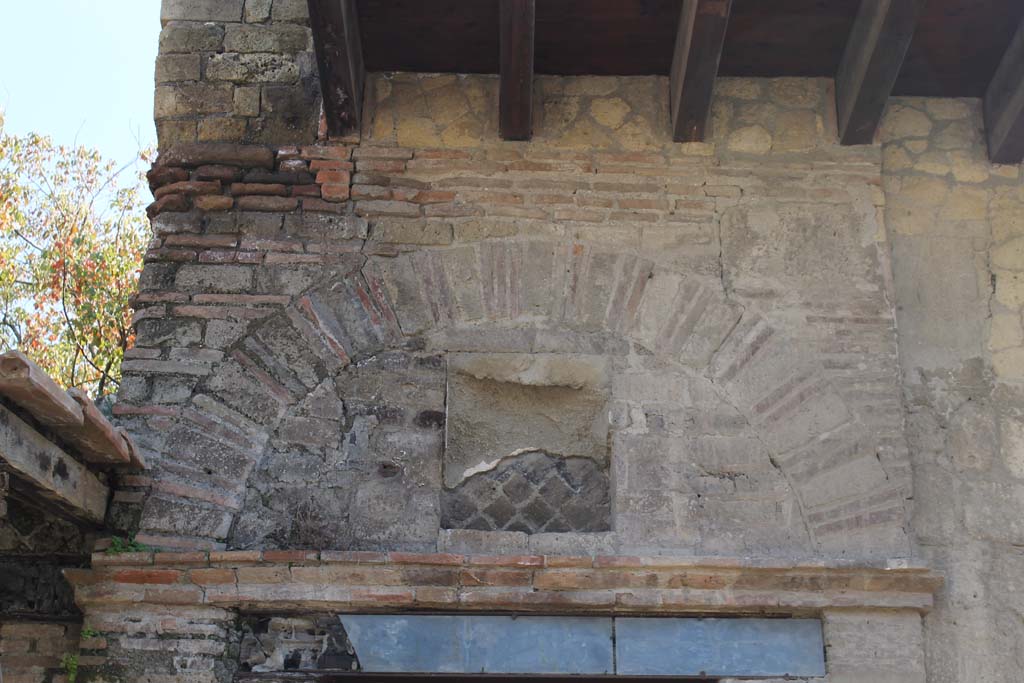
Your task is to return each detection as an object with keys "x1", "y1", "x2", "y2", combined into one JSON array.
[
  {"x1": 162, "y1": 0, "x2": 244, "y2": 22},
  {"x1": 444, "y1": 354, "x2": 610, "y2": 488},
  {"x1": 224, "y1": 24, "x2": 310, "y2": 53},
  {"x1": 205, "y1": 53, "x2": 299, "y2": 84},
  {"x1": 159, "y1": 22, "x2": 225, "y2": 53},
  {"x1": 159, "y1": 143, "x2": 274, "y2": 168},
  {"x1": 155, "y1": 83, "x2": 234, "y2": 117}
]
